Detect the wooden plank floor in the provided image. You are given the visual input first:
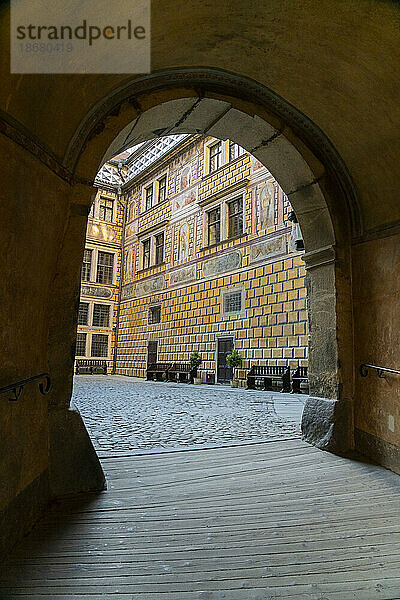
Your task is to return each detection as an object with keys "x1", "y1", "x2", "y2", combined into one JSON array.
[{"x1": 2, "y1": 439, "x2": 400, "y2": 599}]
